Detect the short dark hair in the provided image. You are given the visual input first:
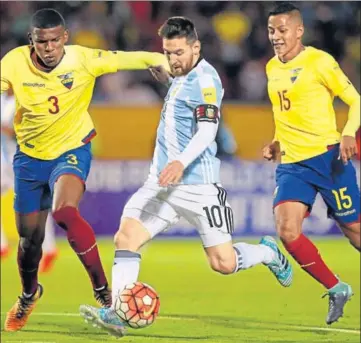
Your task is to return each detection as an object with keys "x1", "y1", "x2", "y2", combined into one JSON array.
[
  {"x1": 158, "y1": 16, "x2": 198, "y2": 42},
  {"x1": 31, "y1": 8, "x2": 65, "y2": 29},
  {"x1": 268, "y1": 2, "x2": 301, "y2": 17}
]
